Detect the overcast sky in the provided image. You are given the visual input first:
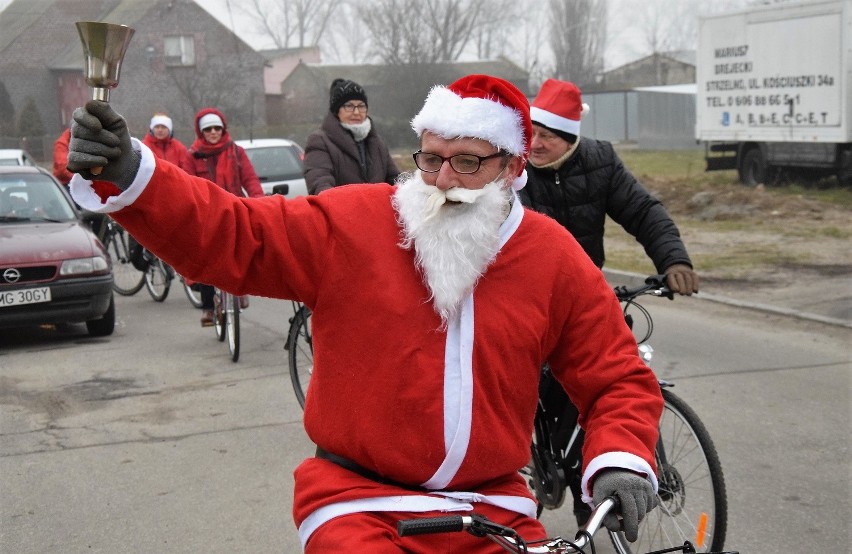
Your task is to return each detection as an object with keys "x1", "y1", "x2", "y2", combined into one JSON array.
[{"x1": 0, "y1": 0, "x2": 752, "y2": 70}]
